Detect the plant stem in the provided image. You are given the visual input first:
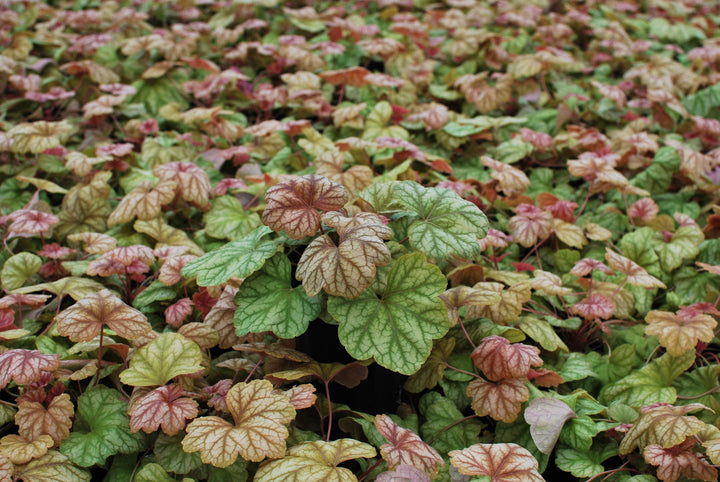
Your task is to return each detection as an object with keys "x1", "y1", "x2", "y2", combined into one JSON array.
[
  {"x1": 325, "y1": 381, "x2": 333, "y2": 442},
  {"x1": 358, "y1": 459, "x2": 383, "y2": 482},
  {"x1": 443, "y1": 362, "x2": 479, "y2": 379},
  {"x1": 426, "y1": 414, "x2": 479, "y2": 445},
  {"x1": 677, "y1": 385, "x2": 720, "y2": 400}
]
